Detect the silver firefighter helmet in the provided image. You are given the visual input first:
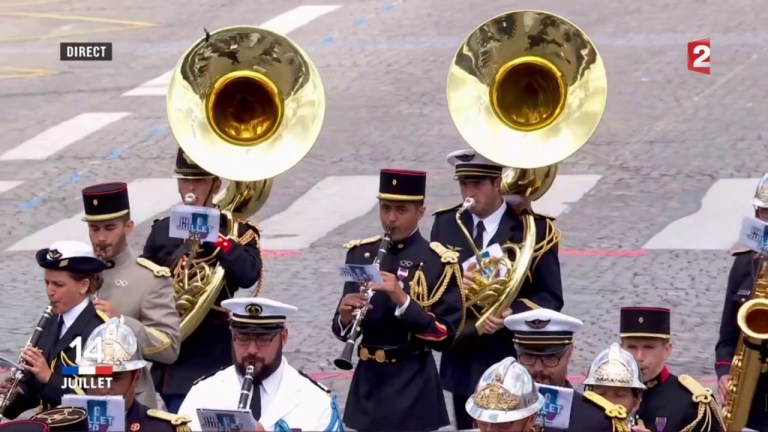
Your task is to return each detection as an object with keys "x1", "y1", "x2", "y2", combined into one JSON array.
[
  {"x1": 77, "y1": 317, "x2": 147, "y2": 372},
  {"x1": 753, "y1": 173, "x2": 768, "y2": 208},
  {"x1": 465, "y1": 356, "x2": 545, "y2": 423},
  {"x1": 583, "y1": 342, "x2": 646, "y2": 390}
]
